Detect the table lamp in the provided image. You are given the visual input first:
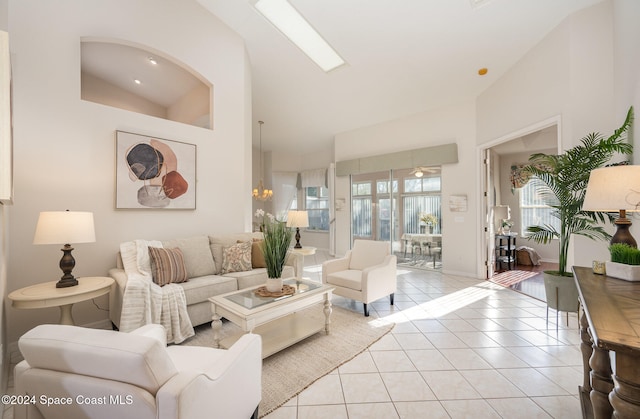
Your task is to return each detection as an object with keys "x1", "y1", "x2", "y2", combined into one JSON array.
[
  {"x1": 287, "y1": 210, "x2": 309, "y2": 248},
  {"x1": 583, "y1": 165, "x2": 640, "y2": 247},
  {"x1": 33, "y1": 210, "x2": 96, "y2": 287}
]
